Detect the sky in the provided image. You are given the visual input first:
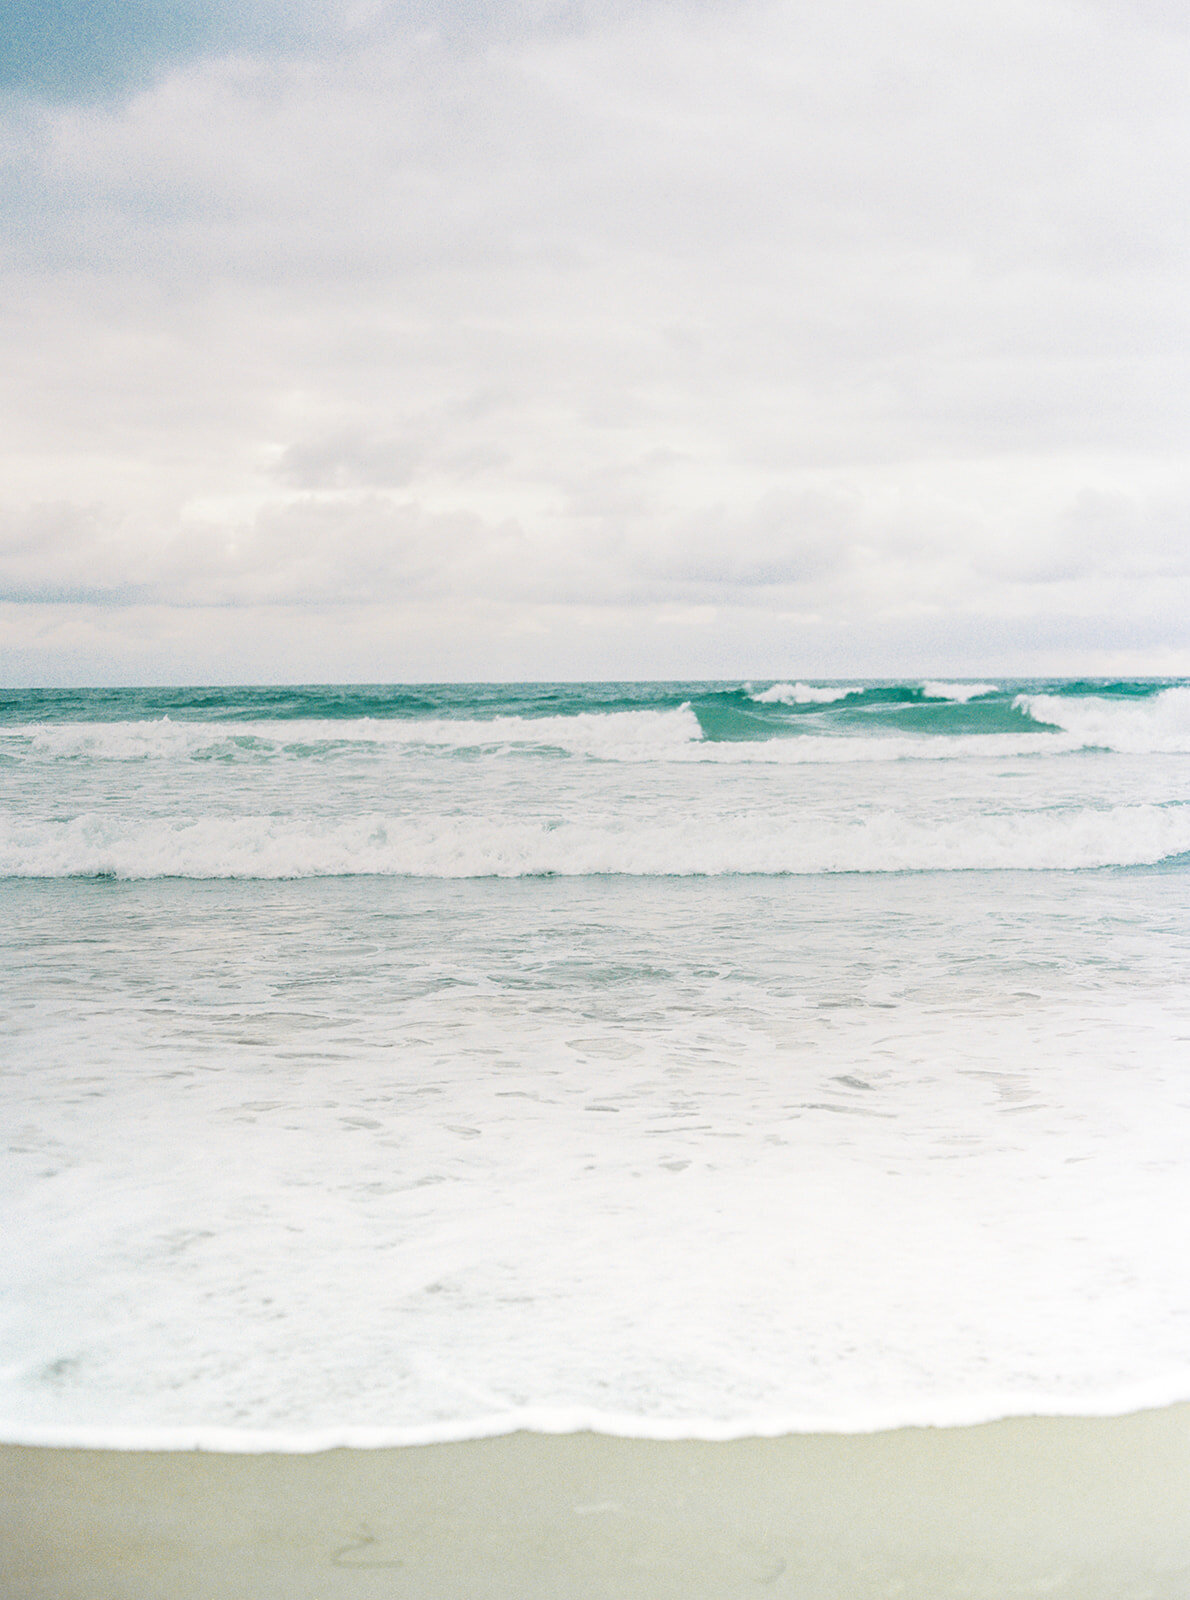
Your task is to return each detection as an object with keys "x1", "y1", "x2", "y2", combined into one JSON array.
[{"x1": 1, "y1": 0, "x2": 1188, "y2": 684}]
